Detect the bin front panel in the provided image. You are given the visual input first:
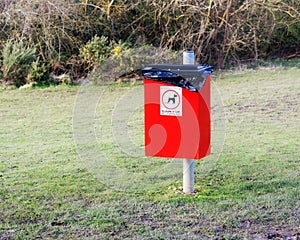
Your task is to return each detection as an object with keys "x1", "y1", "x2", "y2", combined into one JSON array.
[{"x1": 144, "y1": 74, "x2": 210, "y2": 159}]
